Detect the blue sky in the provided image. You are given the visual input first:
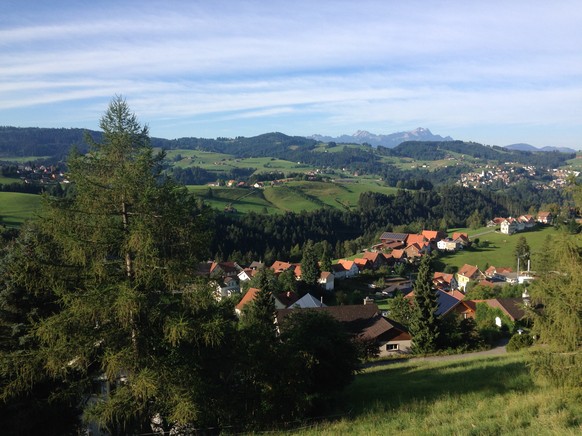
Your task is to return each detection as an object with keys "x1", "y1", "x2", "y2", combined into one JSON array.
[{"x1": 2, "y1": 0, "x2": 581, "y2": 148}]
